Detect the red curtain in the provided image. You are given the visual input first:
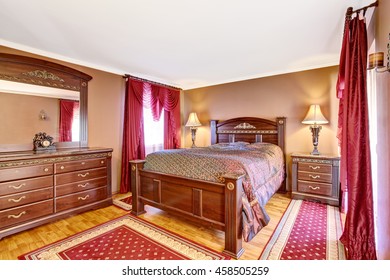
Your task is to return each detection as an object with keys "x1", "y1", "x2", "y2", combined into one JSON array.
[
  {"x1": 119, "y1": 79, "x2": 181, "y2": 193},
  {"x1": 138, "y1": 83, "x2": 181, "y2": 149},
  {"x1": 336, "y1": 15, "x2": 377, "y2": 260},
  {"x1": 150, "y1": 85, "x2": 181, "y2": 149},
  {"x1": 119, "y1": 80, "x2": 146, "y2": 193},
  {"x1": 164, "y1": 106, "x2": 181, "y2": 149},
  {"x1": 59, "y1": 99, "x2": 79, "y2": 142}
]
